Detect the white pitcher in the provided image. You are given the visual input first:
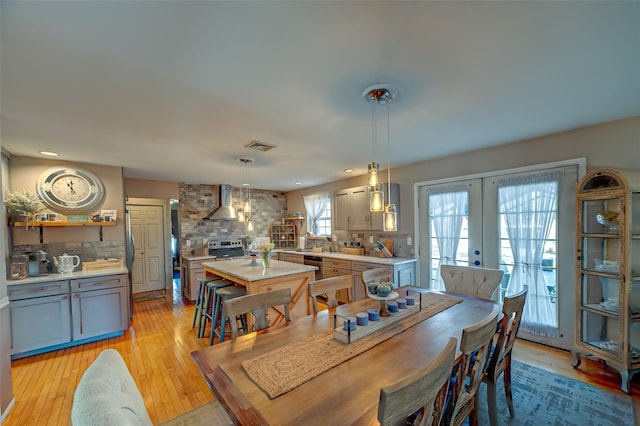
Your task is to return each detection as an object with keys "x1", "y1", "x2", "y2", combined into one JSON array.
[{"x1": 57, "y1": 253, "x2": 80, "y2": 274}]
